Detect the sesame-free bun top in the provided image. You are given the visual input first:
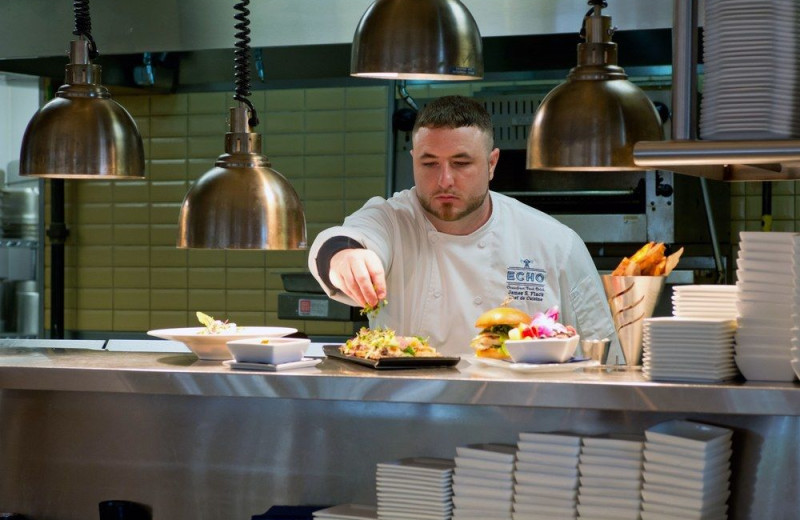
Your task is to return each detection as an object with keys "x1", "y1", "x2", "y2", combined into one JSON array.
[{"x1": 474, "y1": 306, "x2": 532, "y2": 329}]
